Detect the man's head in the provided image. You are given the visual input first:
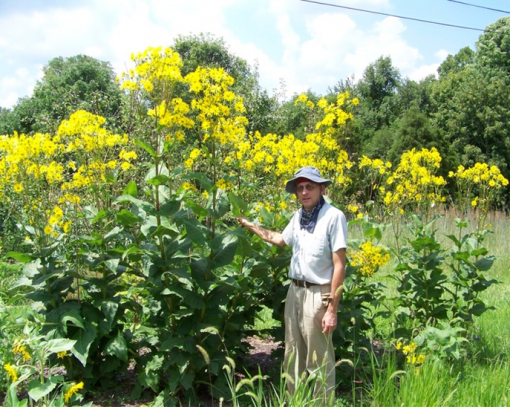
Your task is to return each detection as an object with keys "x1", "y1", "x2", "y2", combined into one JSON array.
[{"x1": 285, "y1": 166, "x2": 331, "y2": 210}]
